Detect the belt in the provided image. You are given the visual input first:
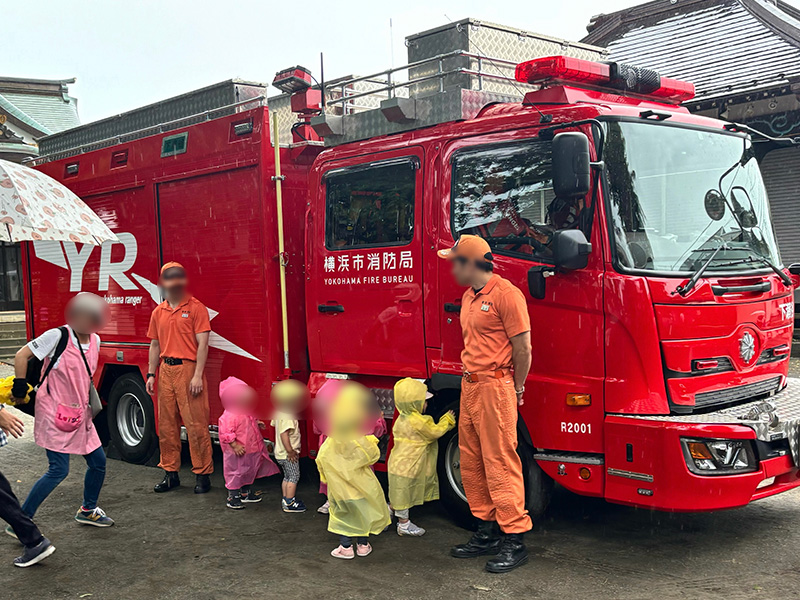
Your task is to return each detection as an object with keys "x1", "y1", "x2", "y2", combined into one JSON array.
[
  {"x1": 162, "y1": 357, "x2": 184, "y2": 366},
  {"x1": 463, "y1": 369, "x2": 510, "y2": 383}
]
